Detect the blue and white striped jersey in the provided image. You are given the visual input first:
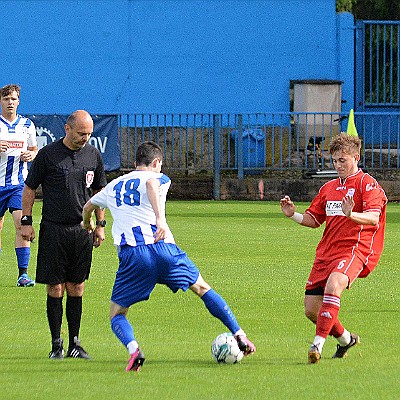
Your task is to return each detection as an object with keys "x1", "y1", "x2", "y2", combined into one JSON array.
[
  {"x1": 0, "y1": 115, "x2": 37, "y2": 187},
  {"x1": 90, "y1": 170, "x2": 175, "y2": 247}
]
